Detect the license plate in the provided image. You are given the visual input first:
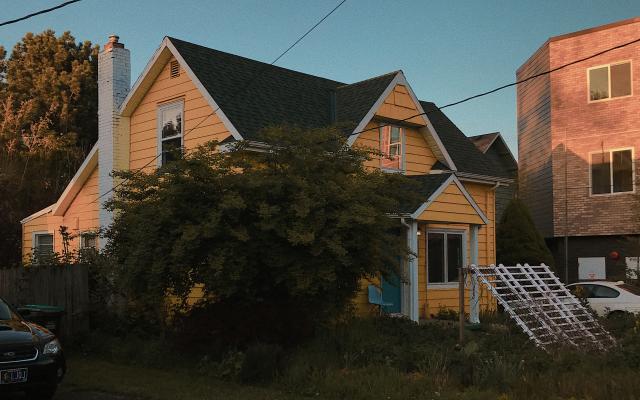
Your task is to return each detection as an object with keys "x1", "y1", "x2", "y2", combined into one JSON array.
[{"x1": 0, "y1": 368, "x2": 27, "y2": 384}]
